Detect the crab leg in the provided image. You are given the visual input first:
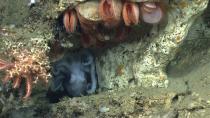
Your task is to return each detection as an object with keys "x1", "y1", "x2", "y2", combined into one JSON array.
[
  {"x1": 2, "y1": 74, "x2": 11, "y2": 84},
  {"x1": 23, "y1": 76, "x2": 32, "y2": 99},
  {"x1": 13, "y1": 76, "x2": 22, "y2": 89},
  {"x1": 0, "y1": 59, "x2": 13, "y2": 70}
]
